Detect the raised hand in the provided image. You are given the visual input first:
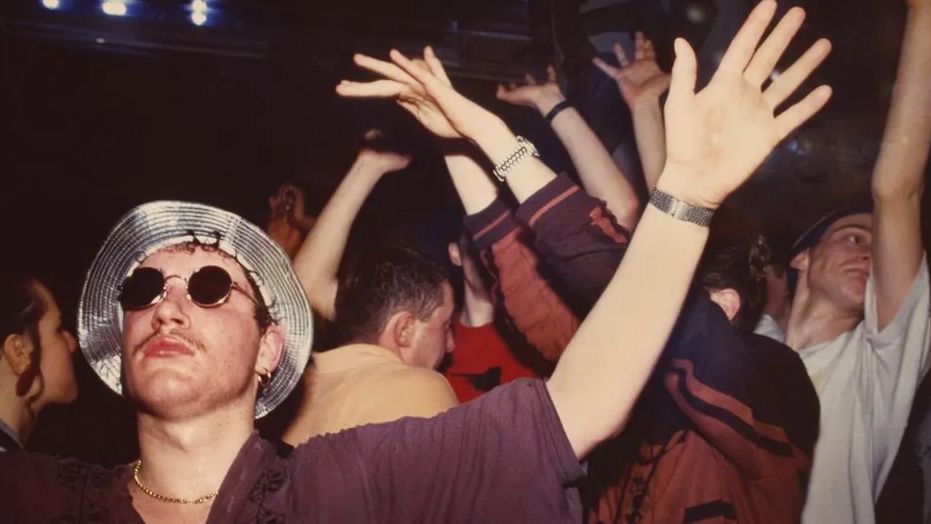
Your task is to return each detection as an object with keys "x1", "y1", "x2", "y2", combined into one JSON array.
[
  {"x1": 336, "y1": 47, "x2": 502, "y2": 140},
  {"x1": 658, "y1": 1, "x2": 832, "y2": 208},
  {"x1": 495, "y1": 66, "x2": 566, "y2": 113},
  {"x1": 593, "y1": 32, "x2": 671, "y2": 108}
]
